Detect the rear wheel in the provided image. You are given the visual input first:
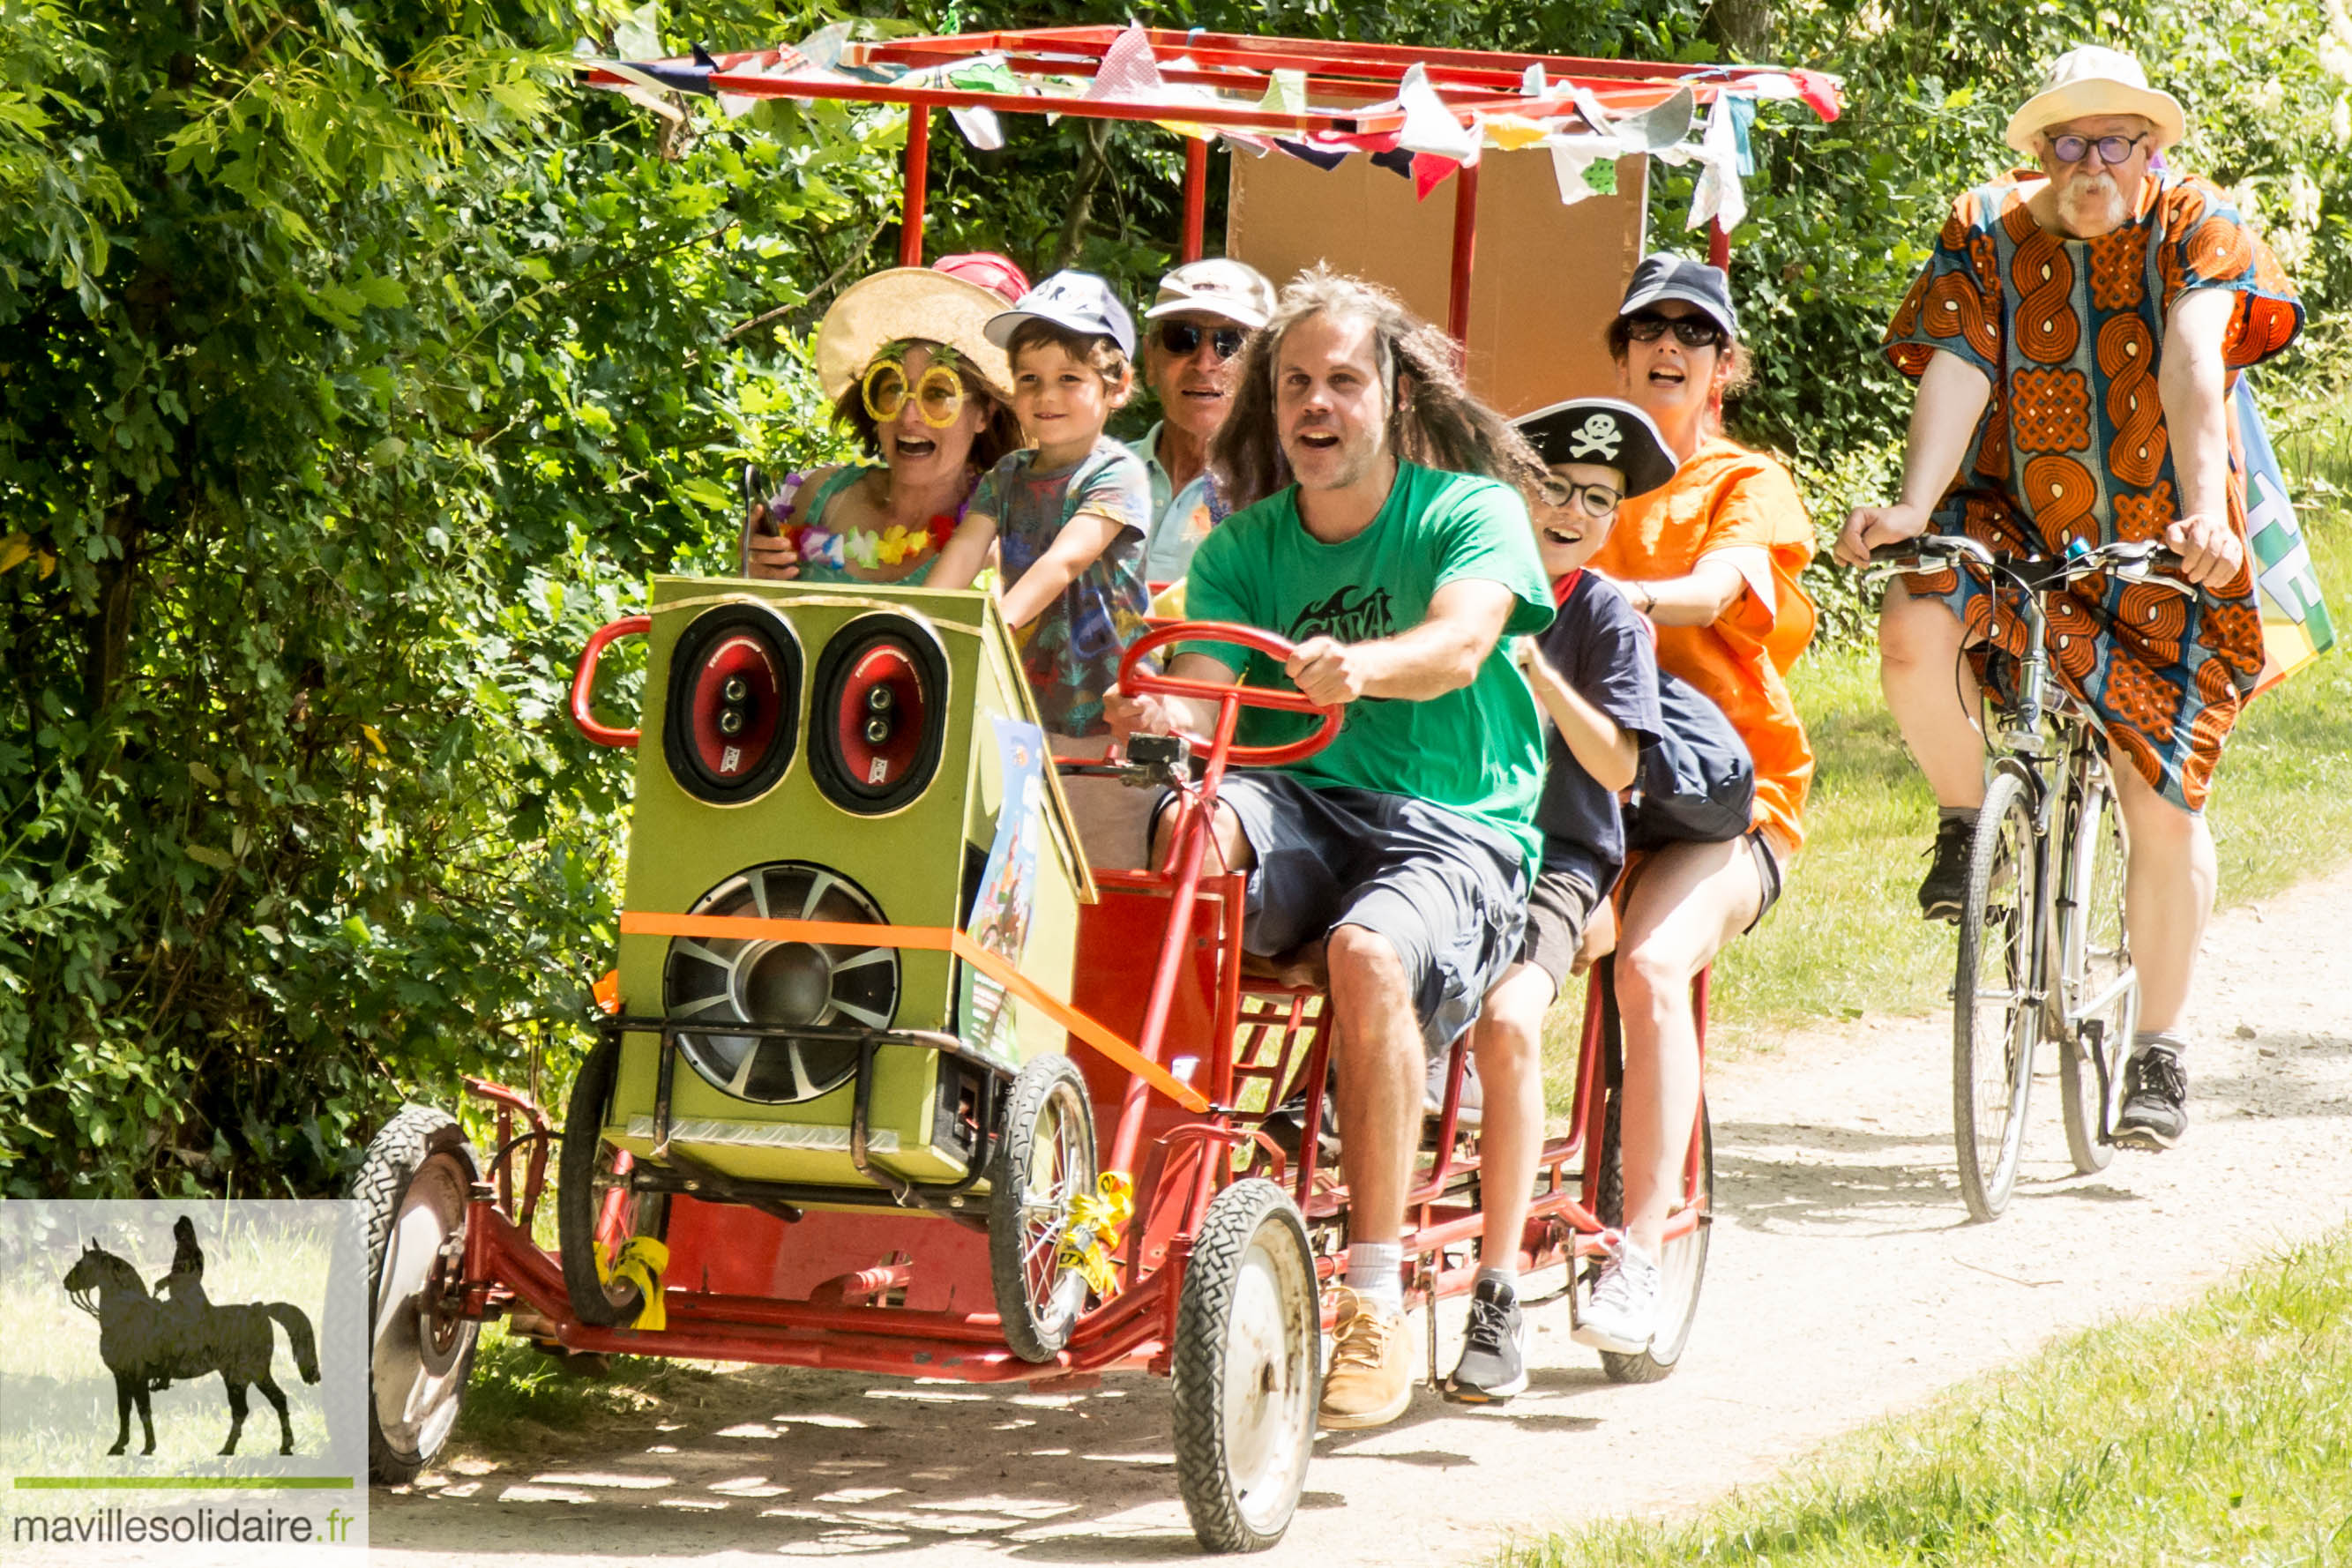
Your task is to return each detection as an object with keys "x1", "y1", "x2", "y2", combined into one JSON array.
[
  {"x1": 1953, "y1": 769, "x2": 2041, "y2": 1221},
  {"x1": 2058, "y1": 763, "x2": 2138, "y2": 1175},
  {"x1": 989, "y1": 1054, "x2": 1095, "y2": 1363},
  {"x1": 1593, "y1": 1086, "x2": 1714, "y2": 1384},
  {"x1": 1173, "y1": 1179, "x2": 1318, "y2": 1553},
  {"x1": 355, "y1": 1106, "x2": 482, "y2": 1482},
  {"x1": 558, "y1": 1029, "x2": 646, "y2": 1328}
]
